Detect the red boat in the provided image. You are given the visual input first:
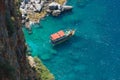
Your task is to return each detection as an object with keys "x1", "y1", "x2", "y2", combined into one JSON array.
[{"x1": 50, "y1": 29, "x2": 75, "y2": 45}]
